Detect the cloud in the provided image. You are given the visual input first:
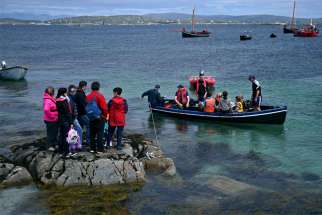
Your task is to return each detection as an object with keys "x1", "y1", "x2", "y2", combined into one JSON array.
[{"x1": 2, "y1": 0, "x2": 322, "y2": 18}]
